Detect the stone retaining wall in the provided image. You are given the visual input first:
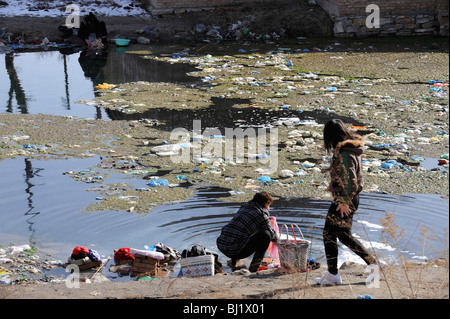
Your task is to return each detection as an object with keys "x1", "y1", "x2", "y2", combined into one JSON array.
[
  {"x1": 318, "y1": 0, "x2": 449, "y2": 37},
  {"x1": 334, "y1": 13, "x2": 445, "y2": 37},
  {"x1": 139, "y1": 0, "x2": 449, "y2": 37}
]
